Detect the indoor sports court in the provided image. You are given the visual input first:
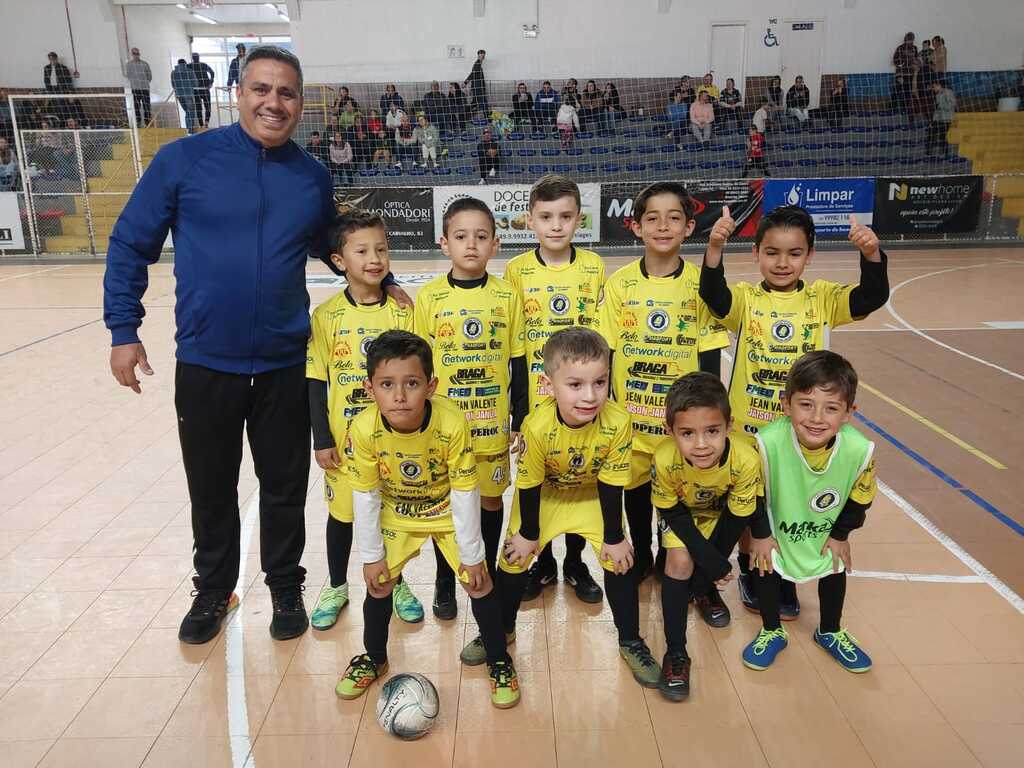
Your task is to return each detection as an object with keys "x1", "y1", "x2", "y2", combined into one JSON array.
[{"x1": 1, "y1": 1, "x2": 1023, "y2": 767}]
